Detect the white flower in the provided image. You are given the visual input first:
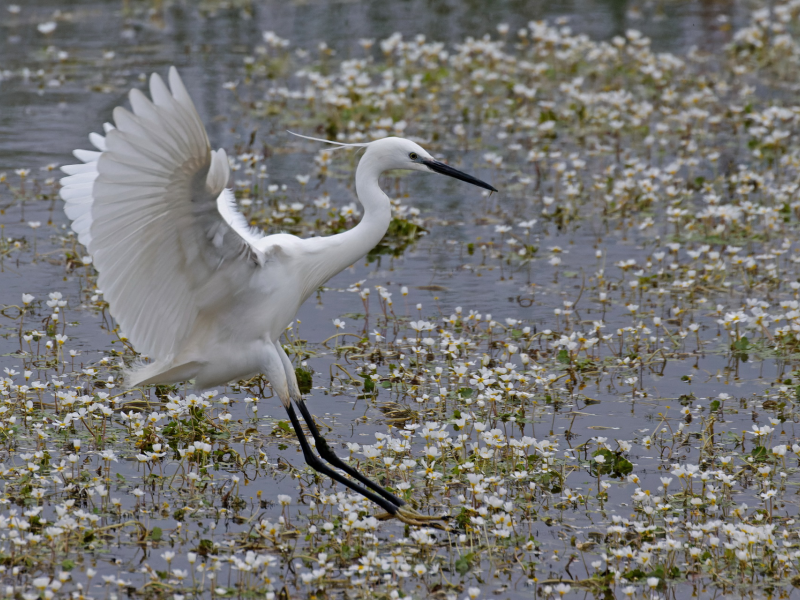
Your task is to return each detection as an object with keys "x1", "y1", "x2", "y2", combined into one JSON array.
[
  {"x1": 37, "y1": 21, "x2": 57, "y2": 35},
  {"x1": 362, "y1": 445, "x2": 381, "y2": 459},
  {"x1": 555, "y1": 583, "x2": 571, "y2": 597}
]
